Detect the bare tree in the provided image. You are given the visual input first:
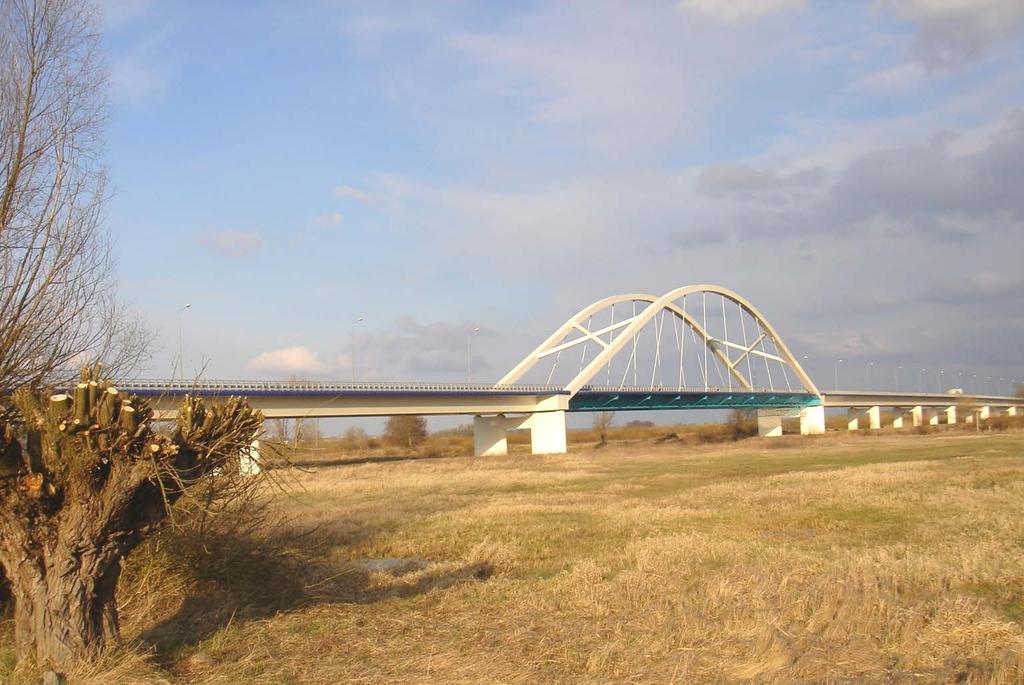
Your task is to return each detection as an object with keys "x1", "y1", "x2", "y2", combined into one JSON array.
[
  {"x1": 1, "y1": 0, "x2": 147, "y2": 395},
  {"x1": 0, "y1": 368, "x2": 264, "y2": 670},
  {"x1": 266, "y1": 417, "x2": 321, "y2": 447},
  {"x1": 384, "y1": 415, "x2": 427, "y2": 449},
  {"x1": 593, "y1": 411, "x2": 615, "y2": 445}
]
